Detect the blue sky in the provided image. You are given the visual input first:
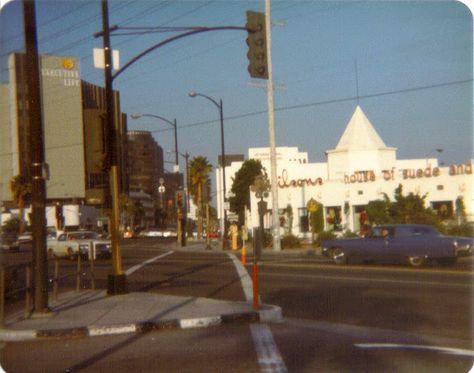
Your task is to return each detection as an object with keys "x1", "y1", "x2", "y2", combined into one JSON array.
[{"x1": 1, "y1": 0, "x2": 472, "y2": 177}]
